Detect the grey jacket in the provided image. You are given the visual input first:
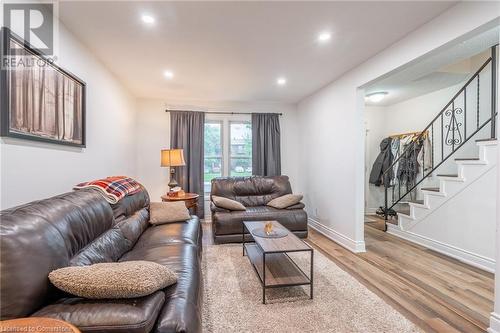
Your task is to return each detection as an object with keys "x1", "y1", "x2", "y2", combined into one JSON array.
[{"x1": 369, "y1": 137, "x2": 393, "y2": 186}]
